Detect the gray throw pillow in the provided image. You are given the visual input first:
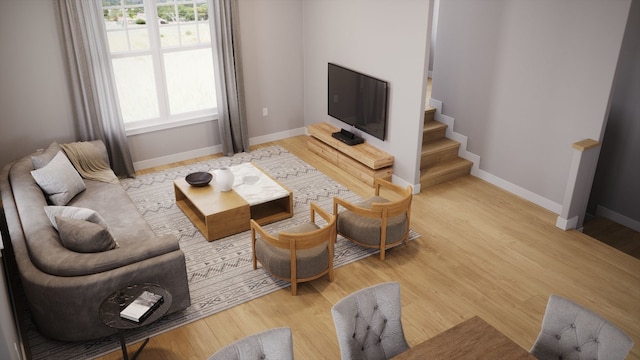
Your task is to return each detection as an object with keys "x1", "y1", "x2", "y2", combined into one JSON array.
[
  {"x1": 31, "y1": 141, "x2": 62, "y2": 169},
  {"x1": 44, "y1": 206, "x2": 109, "y2": 230},
  {"x1": 56, "y1": 216, "x2": 117, "y2": 253},
  {"x1": 31, "y1": 151, "x2": 86, "y2": 205}
]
